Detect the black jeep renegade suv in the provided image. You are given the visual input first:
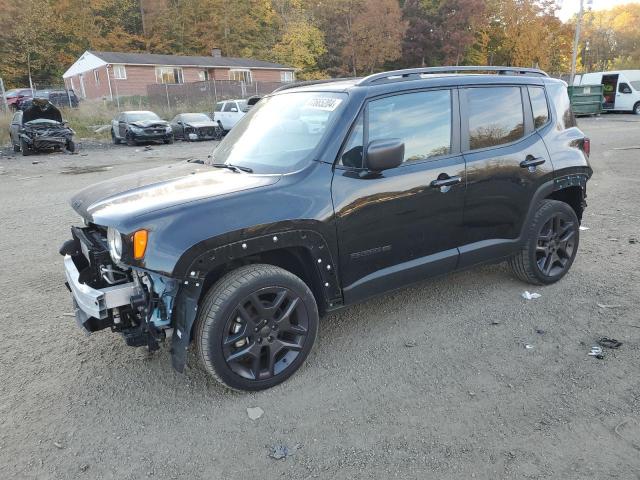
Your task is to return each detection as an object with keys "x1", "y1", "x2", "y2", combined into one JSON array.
[{"x1": 61, "y1": 66, "x2": 592, "y2": 391}]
